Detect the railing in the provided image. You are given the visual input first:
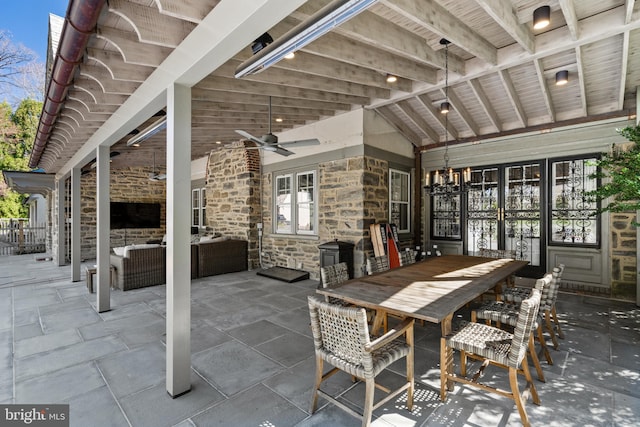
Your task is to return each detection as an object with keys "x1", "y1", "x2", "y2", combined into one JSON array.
[{"x1": 0, "y1": 219, "x2": 47, "y2": 256}]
